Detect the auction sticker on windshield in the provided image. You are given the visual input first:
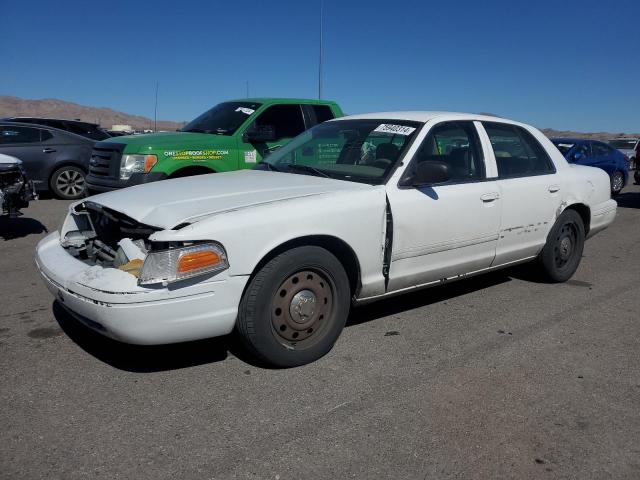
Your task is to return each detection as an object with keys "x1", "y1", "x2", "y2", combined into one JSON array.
[
  {"x1": 373, "y1": 124, "x2": 417, "y2": 135},
  {"x1": 235, "y1": 107, "x2": 255, "y2": 115}
]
